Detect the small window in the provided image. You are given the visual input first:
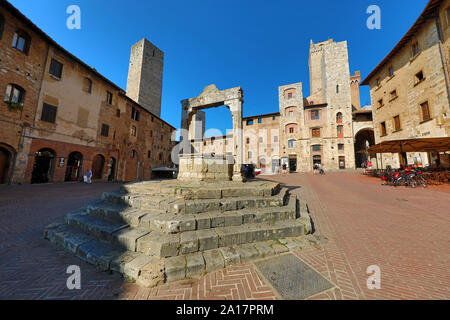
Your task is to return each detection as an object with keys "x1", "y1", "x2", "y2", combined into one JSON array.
[
  {"x1": 248, "y1": 151, "x2": 252, "y2": 159},
  {"x1": 151, "y1": 116, "x2": 154, "y2": 122},
  {"x1": 287, "y1": 92, "x2": 293, "y2": 99},
  {"x1": 0, "y1": 14, "x2": 5, "y2": 40},
  {"x1": 336, "y1": 112, "x2": 343, "y2": 123},
  {"x1": 258, "y1": 118, "x2": 262, "y2": 124},
  {"x1": 390, "y1": 89, "x2": 398, "y2": 99},
  {"x1": 148, "y1": 151, "x2": 151, "y2": 158},
  {"x1": 246, "y1": 137, "x2": 250, "y2": 144},
  {"x1": 106, "y1": 91, "x2": 113, "y2": 105},
  {"x1": 131, "y1": 125, "x2": 137, "y2": 137},
  {"x1": 338, "y1": 144, "x2": 344, "y2": 150},
  {"x1": 288, "y1": 139, "x2": 296, "y2": 148},
  {"x1": 412, "y1": 41, "x2": 420, "y2": 56},
  {"x1": 388, "y1": 66, "x2": 394, "y2": 77},
  {"x1": 289, "y1": 127, "x2": 294, "y2": 134},
  {"x1": 312, "y1": 145, "x2": 321, "y2": 152},
  {"x1": 311, "y1": 110, "x2": 319, "y2": 120},
  {"x1": 378, "y1": 99, "x2": 384, "y2": 108},
  {"x1": 336, "y1": 85, "x2": 339, "y2": 94},
  {"x1": 158, "y1": 153, "x2": 162, "y2": 161},
  {"x1": 393, "y1": 115, "x2": 401, "y2": 131},
  {"x1": 246, "y1": 119, "x2": 254, "y2": 125},
  {"x1": 150, "y1": 130, "x2": 153, "y2": 137},
  {"x1": 116, "y1": 109, "x2": 121, "y2": 117},
  {"x1": 41, "y1": 103, "x2": 57, "y2": 123},
  {"x1": 337, "y1": 125, "x2": 344, "y2": 137},
  {"x1": 273, "y1": 136, "x2": 278, "y2": 143},
  {"x1": 4, "y1": 84, "x2": 26, "y2": 106},
  {"x1": 101, "y1": 124, "x2": 109, "y2": 137},
  {"x1": 131, "y1": 150, "x2": 136, "y2": 159},
  {"x1": 83, "y1": 78, "x2": 92, "y2": 93},
  {"x1": 131, "y1": 107, "x2": 140, "y2": 121},
  {"x1": 415, "y1": 71, "x2": 424, "y2": 84},
  {"x1": 420, "y1": 101, "x2": 431, "y2": 121},
  {"x1": 259, "y1": 137, "x2": 263, "y2": 143},
  {"x1": 380, "y1": 122, "x2": 387, "y2": 136},
  {"x1": 12, "y1": 30, "x2": 31, "y2": 54},
  {"x1": 289, "y1": 111, "x2": 294, "y2": 118},
  {"x1": 49, "y1": 59, "x2": 63, "y2": 79},
  {"x1": 312, "y1": 128, "x2": 320, "y2": 138}
]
